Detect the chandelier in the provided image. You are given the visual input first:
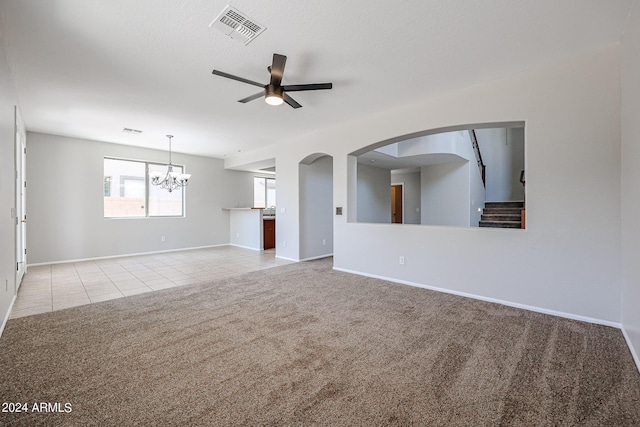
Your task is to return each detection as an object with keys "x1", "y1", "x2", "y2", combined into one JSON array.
[{"x1": 149, "y1": 135, "x2": 191, "y2": 192}]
